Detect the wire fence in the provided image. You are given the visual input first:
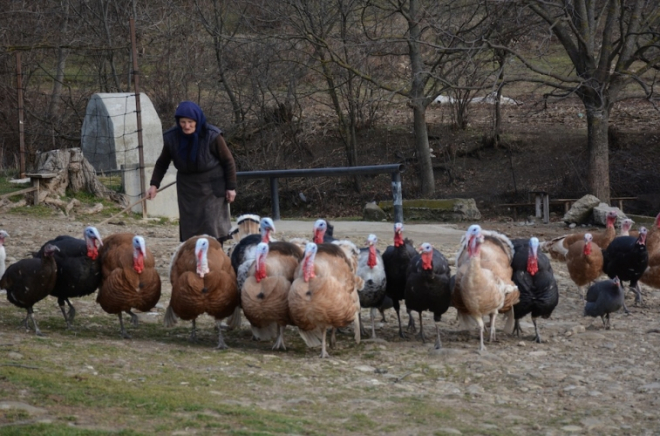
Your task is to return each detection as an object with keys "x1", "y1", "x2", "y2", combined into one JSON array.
[{"x1": 0, "y1": 41, "x2": 156, "y2": 201}]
